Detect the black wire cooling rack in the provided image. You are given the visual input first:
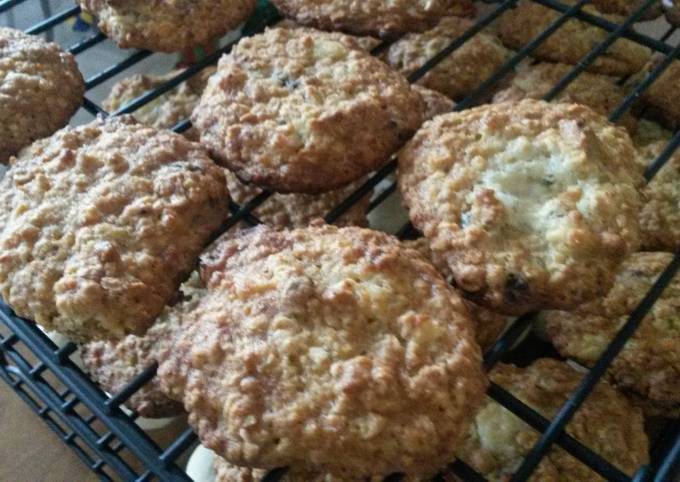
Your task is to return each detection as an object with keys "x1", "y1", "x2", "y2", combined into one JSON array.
[{"x1": 1, "y1": 0, "x2": 680, "y2": 480}]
